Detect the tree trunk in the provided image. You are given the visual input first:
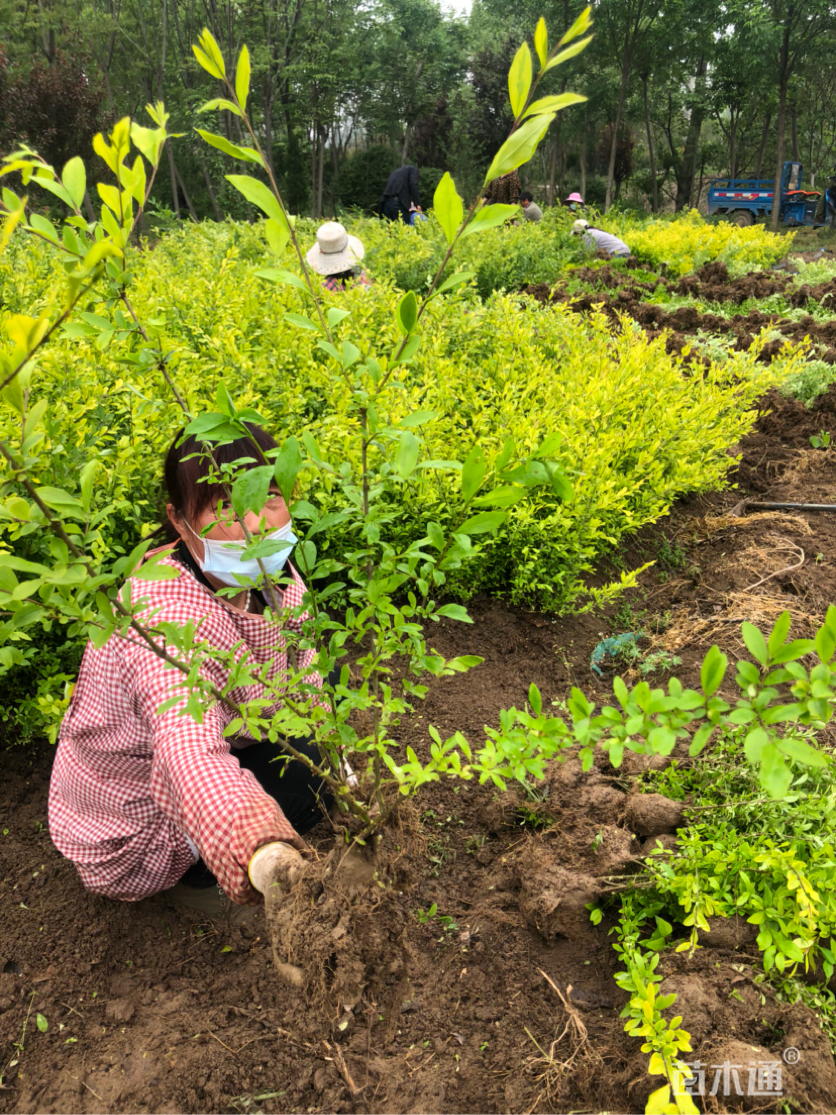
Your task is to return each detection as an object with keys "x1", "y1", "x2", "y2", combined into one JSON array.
[
  {"x1": 174, "y1": 162, "x2": 199, "y2": 221},
  {"x1": 547, "y1": 134, "x2": 558, "y2": 206},
  {"x1": 579, "y1": 123, "x2": 587, "y2": 200},
  {"x1": 167, "y1": 142, "x2": 180, "y2": 217},
  {"x1": 642, "y1": 74, "x2": 658, "y2": 213},
  {"x1": 401, "y1": 121, "x2": 412, "y2": 166},
  {"x1": 755, "y1": 112, "x2": 772, "y2": 176},
  {"x1": 605, "y1": 65, "x2": 630, "y2": 211},
  {"x1": 317, "y1": 129, "x2": 326, "y2": 218},
  {"x1": 771, "y1": 77, "x2": 789, "y2": 231},
  {"x1": 674, "y1": 55, "x2": 706, "y2": 212},
  {"x1": 791, "y1": 104, "x2": 800, "y2": 160},
  {"x1": 198, "y1": 151, "x2": 222, "y2": 221},
  {"x1": 729, "y1": 114, "x2": 737, "y2": 179}
]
